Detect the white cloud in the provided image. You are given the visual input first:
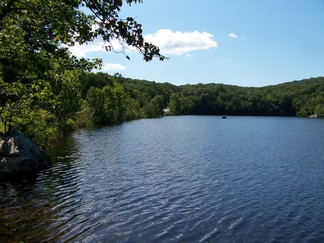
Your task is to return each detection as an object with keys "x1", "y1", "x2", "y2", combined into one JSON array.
[
  {"x1": 68, "y1": 38, "x2": 123, "y2": 58},
  {"x1": 228, "y1": 32, "x2": 238, "y2": 38},
  {"x1": 102, "y1": 63, "x2": 126, "y2": 71},
  {"x1": 68, "y1": 38, "x2": 103, "y2": 57},
  {"x1": 68, "y1": 28, "x2": 217, "y2": 58},
  {"x1": 68, "y1": 23, "x2": 123, "y2": 57},
  {"x1": 144, "y1": 29, "x2": 217, "y2": 56}
]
